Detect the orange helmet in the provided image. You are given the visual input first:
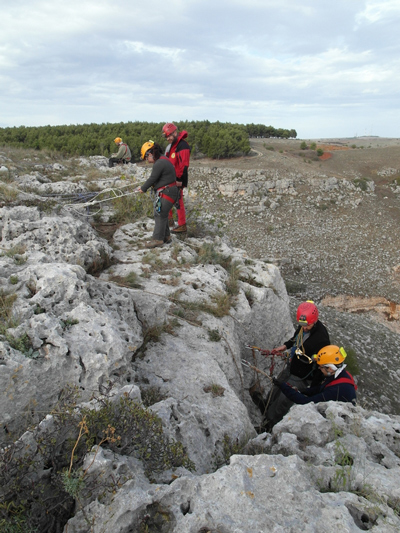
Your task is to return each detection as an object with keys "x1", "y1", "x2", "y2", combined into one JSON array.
[
  {"x1": 114, "y1": 137, "x2": 122, "y2": 144},
  {"x1": 315, "y1": 345, "x2": 346, "y2": 367},
  {"x1": 140, "y1": 141, "x2": 155, "y2": 160},
  {"x1": 296, "y1": 300, "x2": 318, "y2": 326},
  {"x1": 162, "y1": 123, "x2": 177, "y2": 137}
]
